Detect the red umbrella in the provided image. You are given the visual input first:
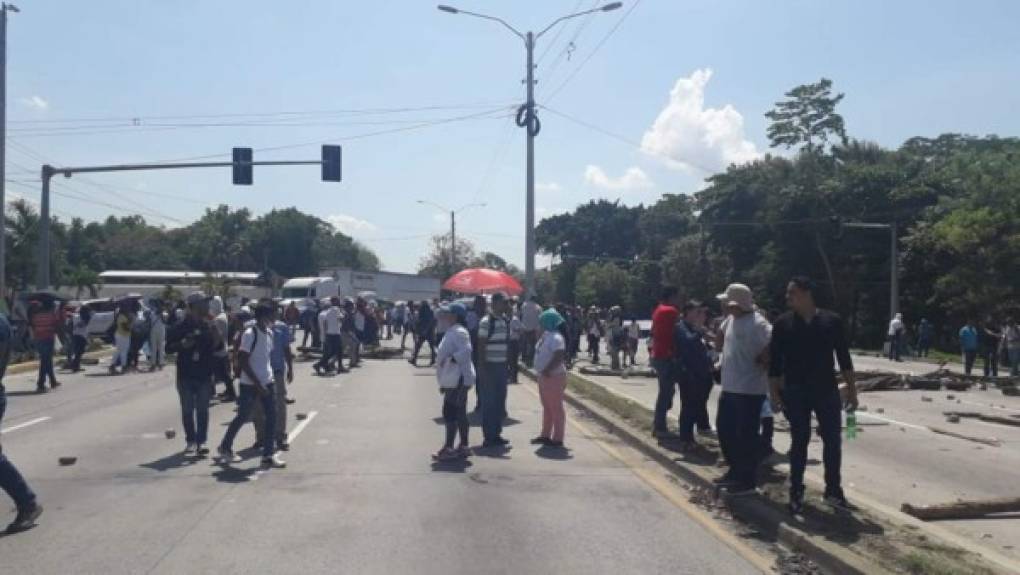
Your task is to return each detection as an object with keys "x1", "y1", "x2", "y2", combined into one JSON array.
[{"x1": 443, "y1": 268, "x2": 524, "y2": 296}]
